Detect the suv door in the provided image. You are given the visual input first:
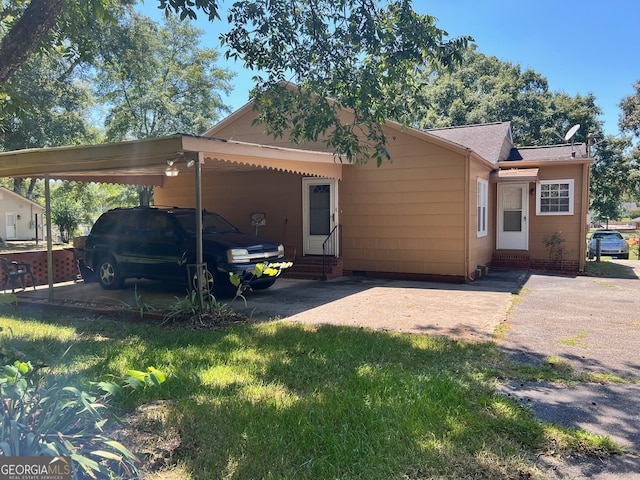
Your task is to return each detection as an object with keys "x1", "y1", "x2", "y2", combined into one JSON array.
[{"x1": 135, "y1": 211, "x2": 186, "y2": 281}]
